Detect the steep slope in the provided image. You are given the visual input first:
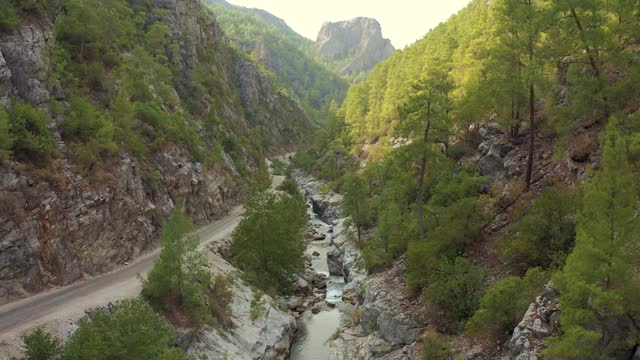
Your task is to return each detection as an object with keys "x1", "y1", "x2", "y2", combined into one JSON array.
[
  {"x1": 0, "y1": 0, "x2": 313, "y2": 304},
  {"x1": 205, "y1": 0, "x2": 349, "y2": 123},
  {"x1": 339, "y1": 0, "x2": 492, "y2": 154},
  {"x1": 295, "y1": 0, "x2": 640, "y2": 358},
  {"x1": 316, "y1": 17, "x2": 395, "y2": 78}
]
